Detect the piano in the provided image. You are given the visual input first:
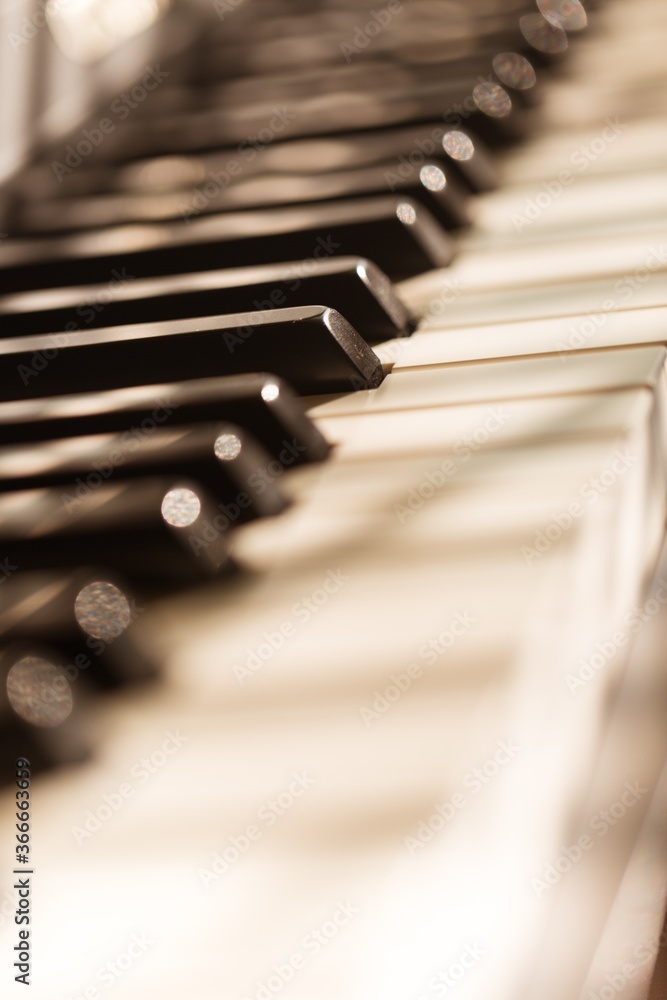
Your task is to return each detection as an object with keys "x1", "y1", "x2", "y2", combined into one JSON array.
[{"x1": 1, "y1": 1, "x2": 667, "y2": 998}]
